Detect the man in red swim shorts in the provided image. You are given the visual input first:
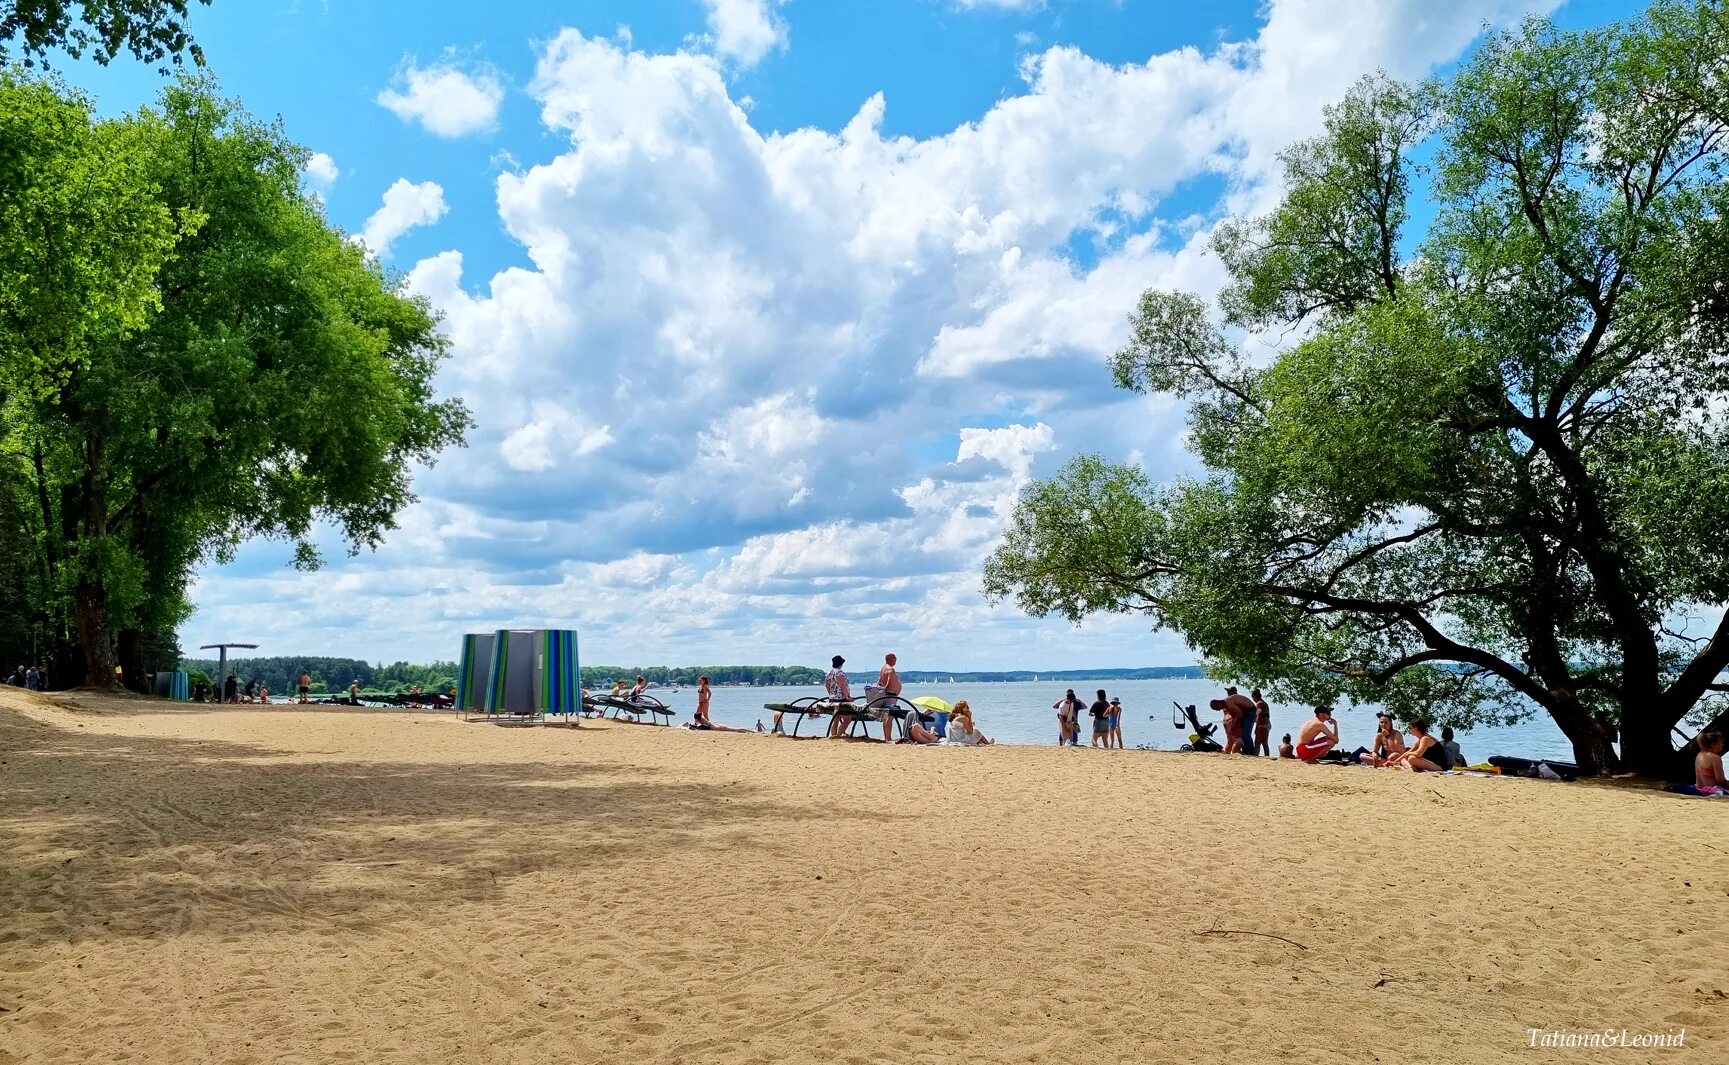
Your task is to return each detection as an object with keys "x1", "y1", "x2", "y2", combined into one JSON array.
[{"x1": 1295, "y1": 706, "x2": 1339, "y2": 762}]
